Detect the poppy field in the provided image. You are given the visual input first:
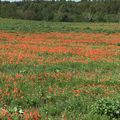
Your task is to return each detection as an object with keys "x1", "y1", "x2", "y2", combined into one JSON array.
[{"x1": 0, "y1": 18, "x2": 120, "y2": 120}]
